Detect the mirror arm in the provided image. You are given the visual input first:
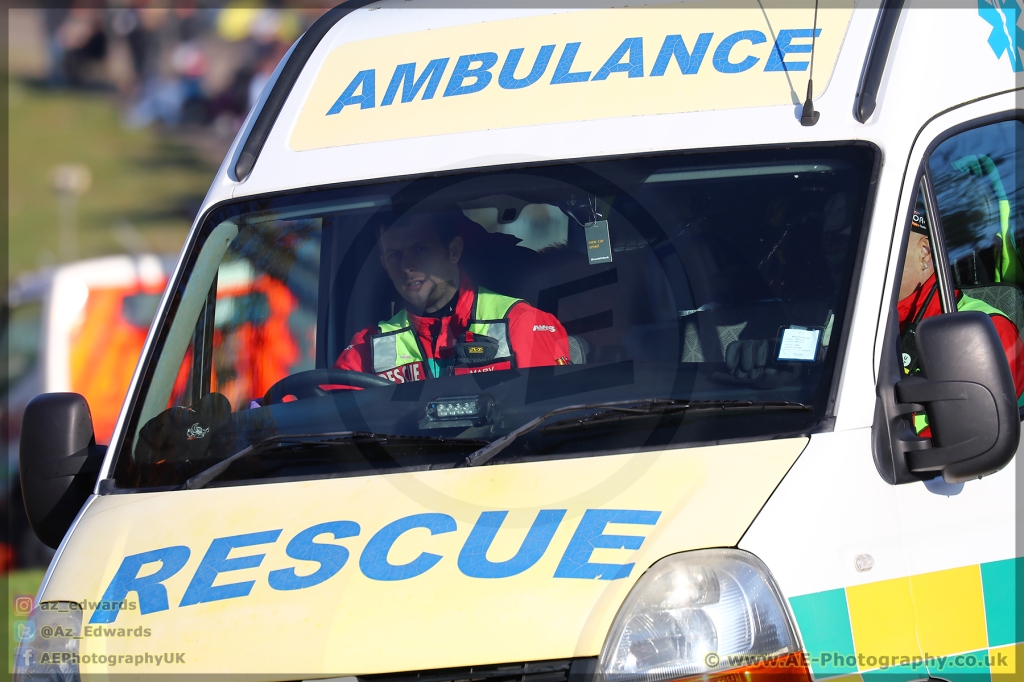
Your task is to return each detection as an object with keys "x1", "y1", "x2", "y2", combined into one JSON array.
[
  {"x1": 897, "y1": 374, "x2": 999, "y2": 471},
  {"x1": 895, "y1": 374, "x2": 1000, "y2": 474},
  {"x1": 907, "y1": 438, "x2": 992, "y2": 472},
  {"x1": 896, "y1": 375, "x2": 983, "y2": 403}
]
